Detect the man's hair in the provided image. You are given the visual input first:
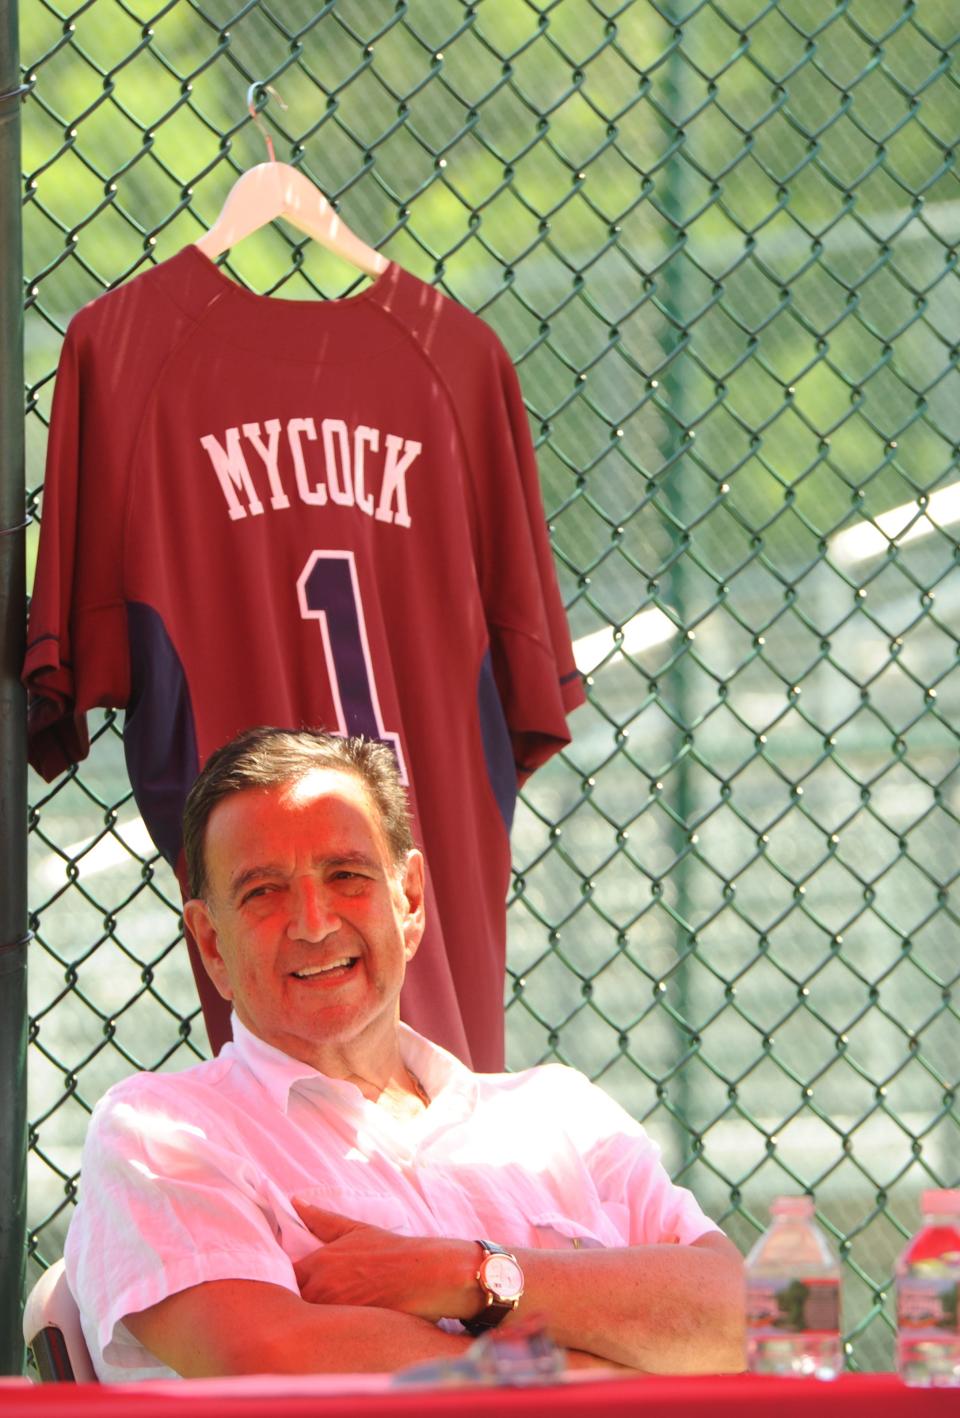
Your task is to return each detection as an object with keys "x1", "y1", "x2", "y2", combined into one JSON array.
[{"x1": 182, "y1": 727, "x2": 415, "y2": 899}]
